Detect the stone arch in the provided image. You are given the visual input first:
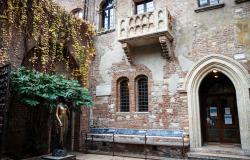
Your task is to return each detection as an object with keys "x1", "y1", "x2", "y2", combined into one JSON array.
[{"x1": 183, "y1": 54, "x2": 250, "y2": 152}]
